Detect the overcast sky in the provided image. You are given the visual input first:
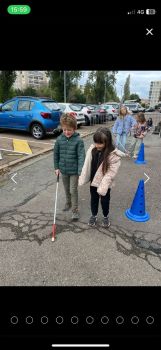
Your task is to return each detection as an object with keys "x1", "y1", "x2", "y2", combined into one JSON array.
[{"x1": 79, "y1": 71, "x2": 161, "y2": 99}]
